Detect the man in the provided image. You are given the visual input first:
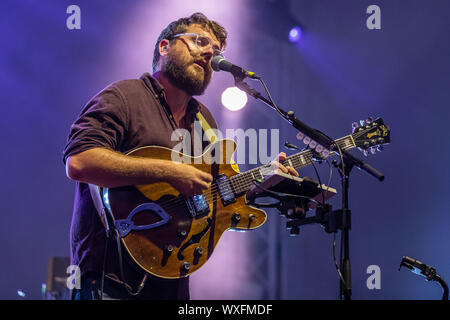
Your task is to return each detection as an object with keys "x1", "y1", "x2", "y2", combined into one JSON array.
[{"x1": 63, "y1": 12, "x2": 297, "y2": 300}]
